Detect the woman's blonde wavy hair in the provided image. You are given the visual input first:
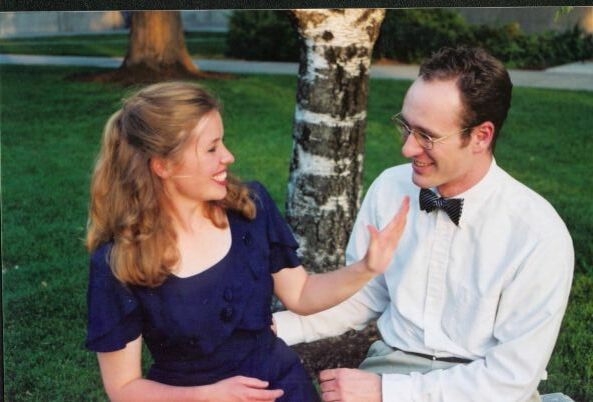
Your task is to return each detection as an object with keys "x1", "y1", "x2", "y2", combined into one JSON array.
[{"x1": 86, "y1": 82, "x2": 256, "y2": 287}]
